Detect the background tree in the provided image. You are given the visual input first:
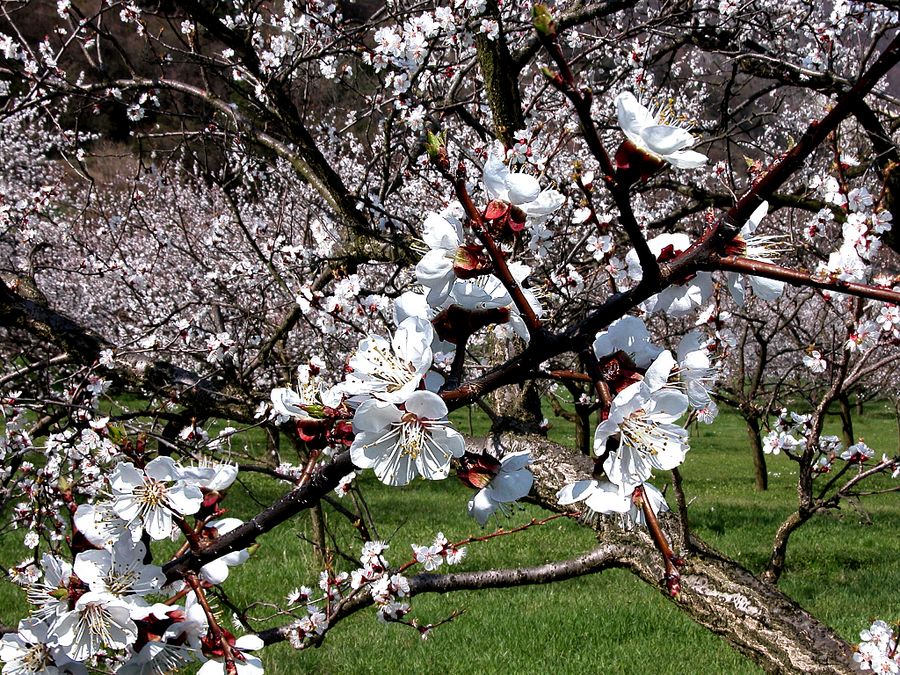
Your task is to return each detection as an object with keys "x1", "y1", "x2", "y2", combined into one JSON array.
[{"x1": 0, "y1": 0, "x2": 898, "y2": 673}]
